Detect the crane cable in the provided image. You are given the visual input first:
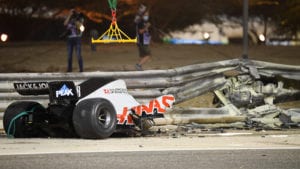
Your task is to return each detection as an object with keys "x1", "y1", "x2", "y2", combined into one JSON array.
[{"x1": 92, "y1": 0, "x2": 137, "y2": 43}]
